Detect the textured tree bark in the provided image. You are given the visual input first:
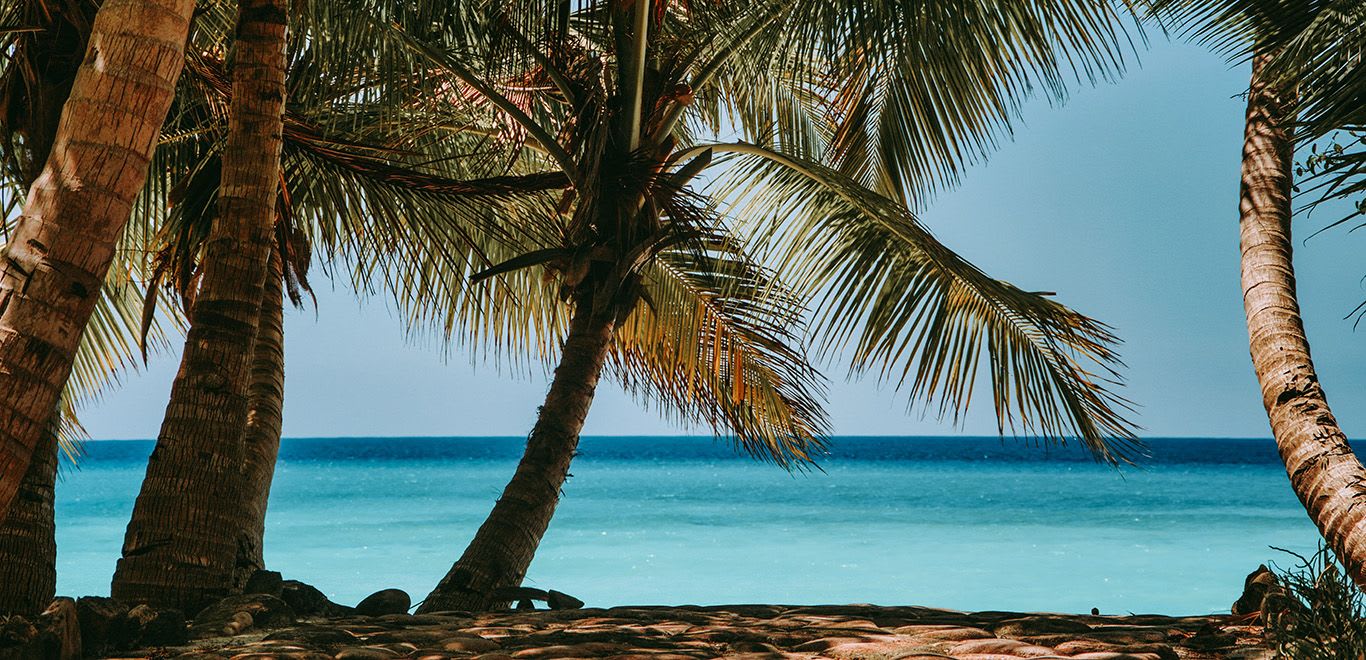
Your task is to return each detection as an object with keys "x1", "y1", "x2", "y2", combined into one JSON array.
[
  {"x1": 0, "y1": 0, "x2": 194, "y2": 522},
  {"x1": 0, "y1": 421, "x2": 57, "y2": 615},
  {"x1": 419, "y1": 296, "x2": 617, "y2": 613},
  {"x1": 1241, "y1": 53, "x2": 1366, "y2": 585},
  {"x1": 111, "y1": 0, "x2": 288, "y2": 612},
  {"x1": 235, "y1": 246, "x2": 285, "y2": 587},
  {"x1": 0, "y1": 3, "x2": 94, "y2": 612}
]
